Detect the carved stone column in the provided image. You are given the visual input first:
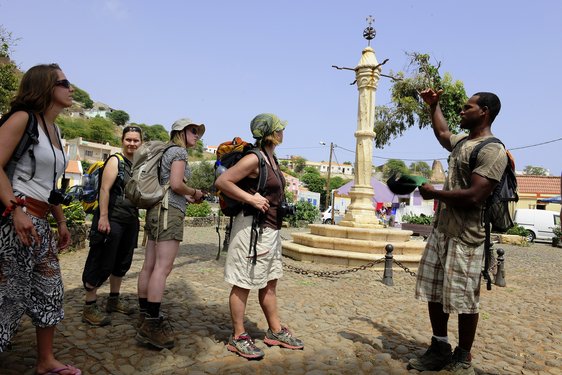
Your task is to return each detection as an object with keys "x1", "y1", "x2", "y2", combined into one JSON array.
[{"x1": 339, "y1": 46, "x2": 382, "y2": 228}]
